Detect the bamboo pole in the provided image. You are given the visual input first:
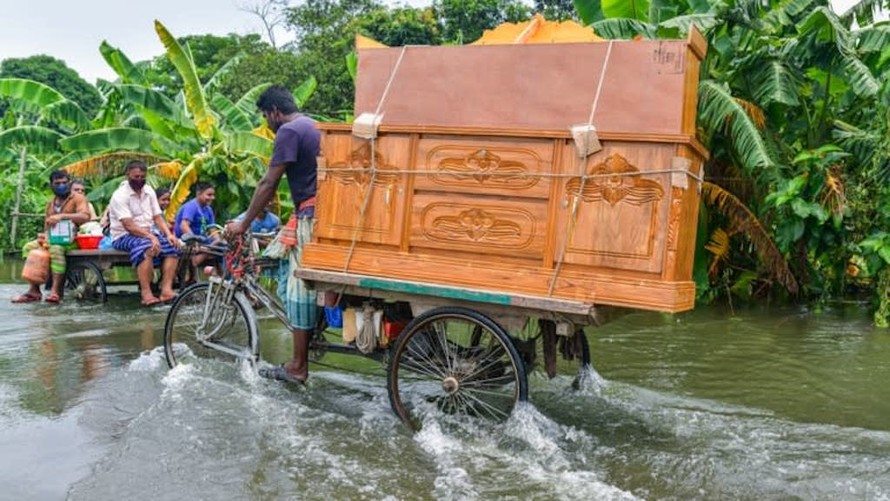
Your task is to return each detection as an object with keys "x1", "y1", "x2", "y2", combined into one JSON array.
[{"x1": 10, "y1": 147, "x2": 26, "y2": 248}]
